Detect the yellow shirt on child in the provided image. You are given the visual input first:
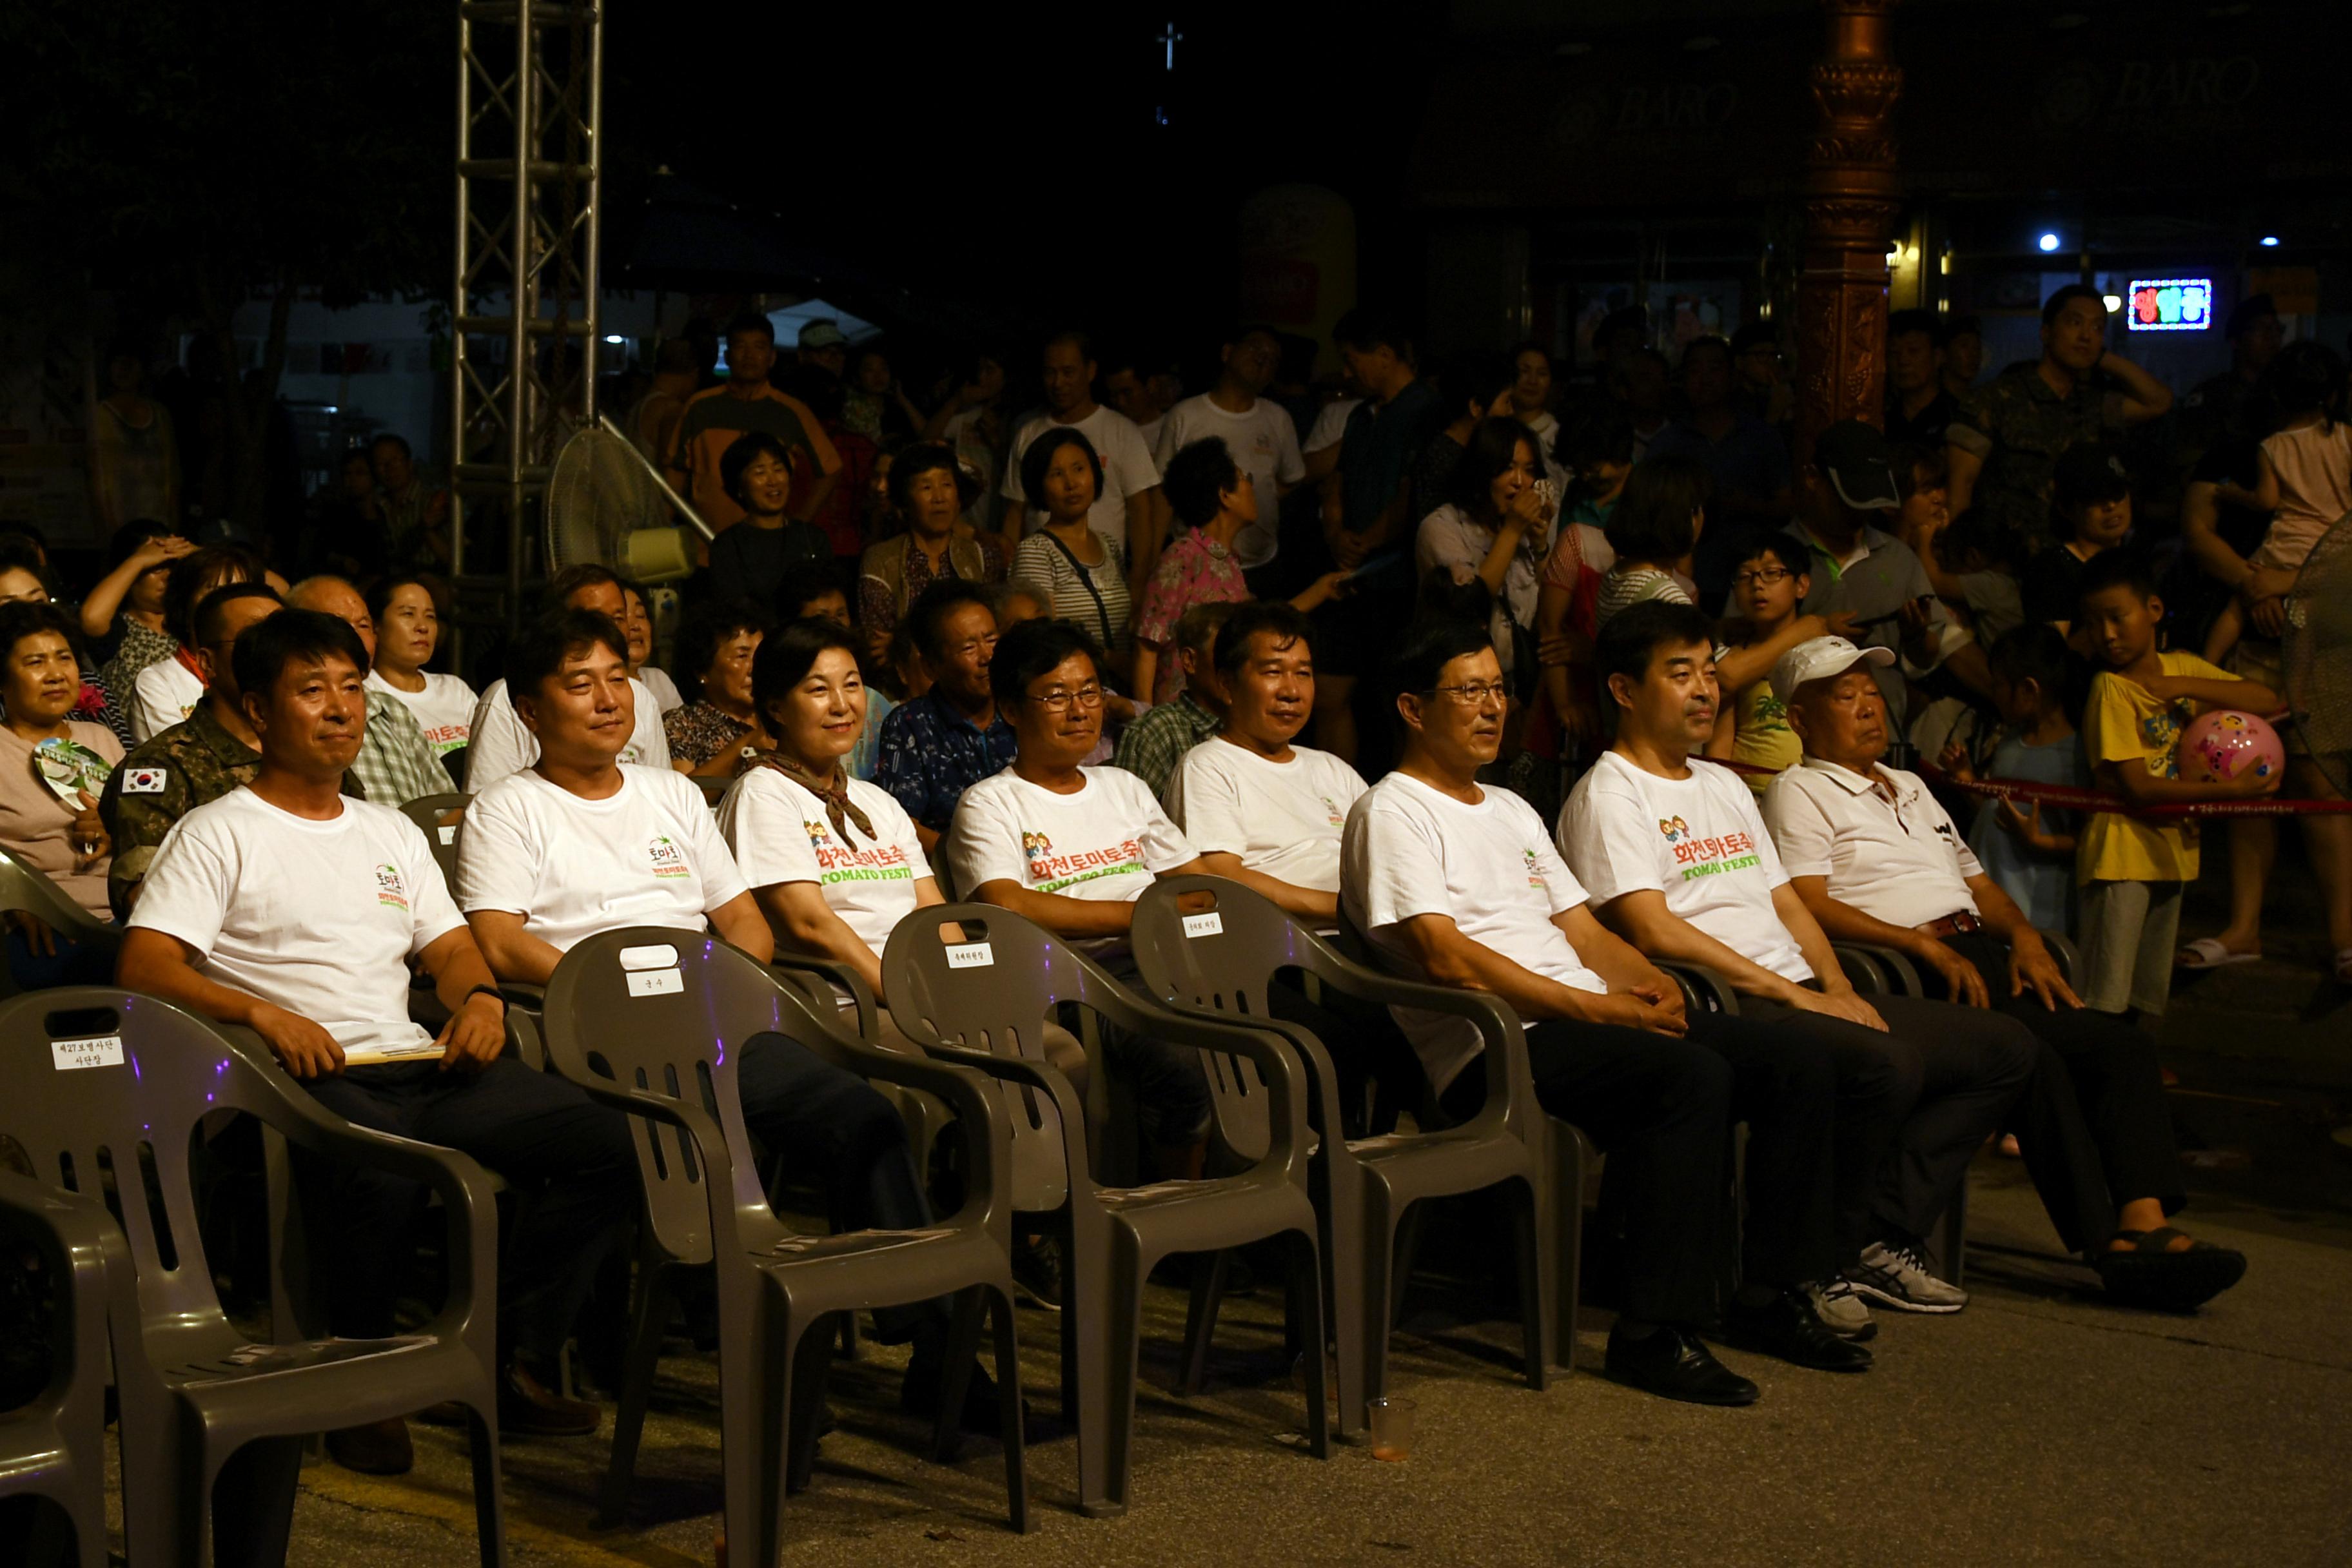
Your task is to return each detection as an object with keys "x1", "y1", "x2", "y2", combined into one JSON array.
[
  {"x1": 2077, "y1": 650, "x2": 2237, "y2": 885},
  {"x1": 1728, "y1": 679, "x2": 1801, "y2": 797}
]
